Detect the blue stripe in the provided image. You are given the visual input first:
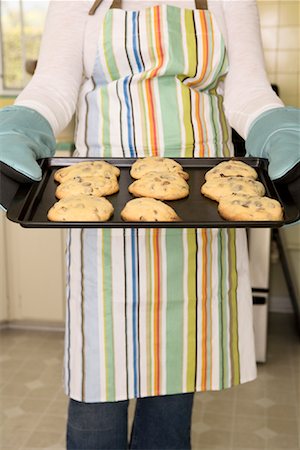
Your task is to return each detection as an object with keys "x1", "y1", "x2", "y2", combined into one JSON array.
[
  {"x1": 132, "y1": 12, "x2": 143, "y2": 73},
  {"x1": 131, "y1": 229, "x2": 139, "y2": 396},
  {"x1": 83, "y1": 229, "x2": 101, "y2": 401},
  {"x1": 123, "y1": 76, "x2": 135, "y2": 156},
  {"x1": 65, "y1": 230, "x2": 72, "y2": 395}
]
